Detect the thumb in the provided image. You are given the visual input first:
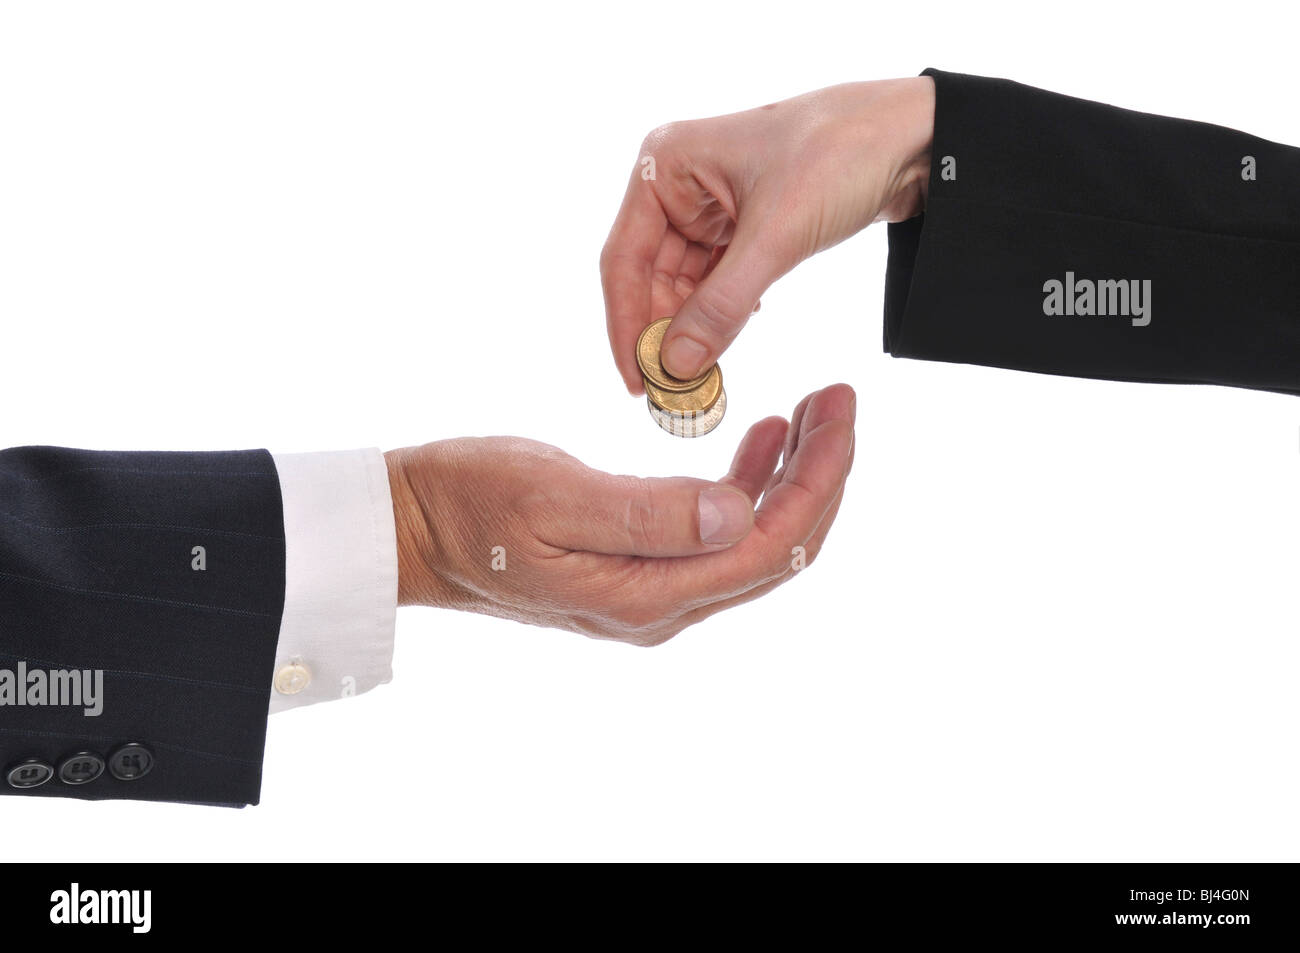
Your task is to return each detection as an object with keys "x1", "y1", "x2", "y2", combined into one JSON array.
[
  {"x1": 660, "y1": 222, "x2": 783, "y2": 380},
  {"x1": 552, "y1": 474, "x2": 755, "y2": 557}
]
